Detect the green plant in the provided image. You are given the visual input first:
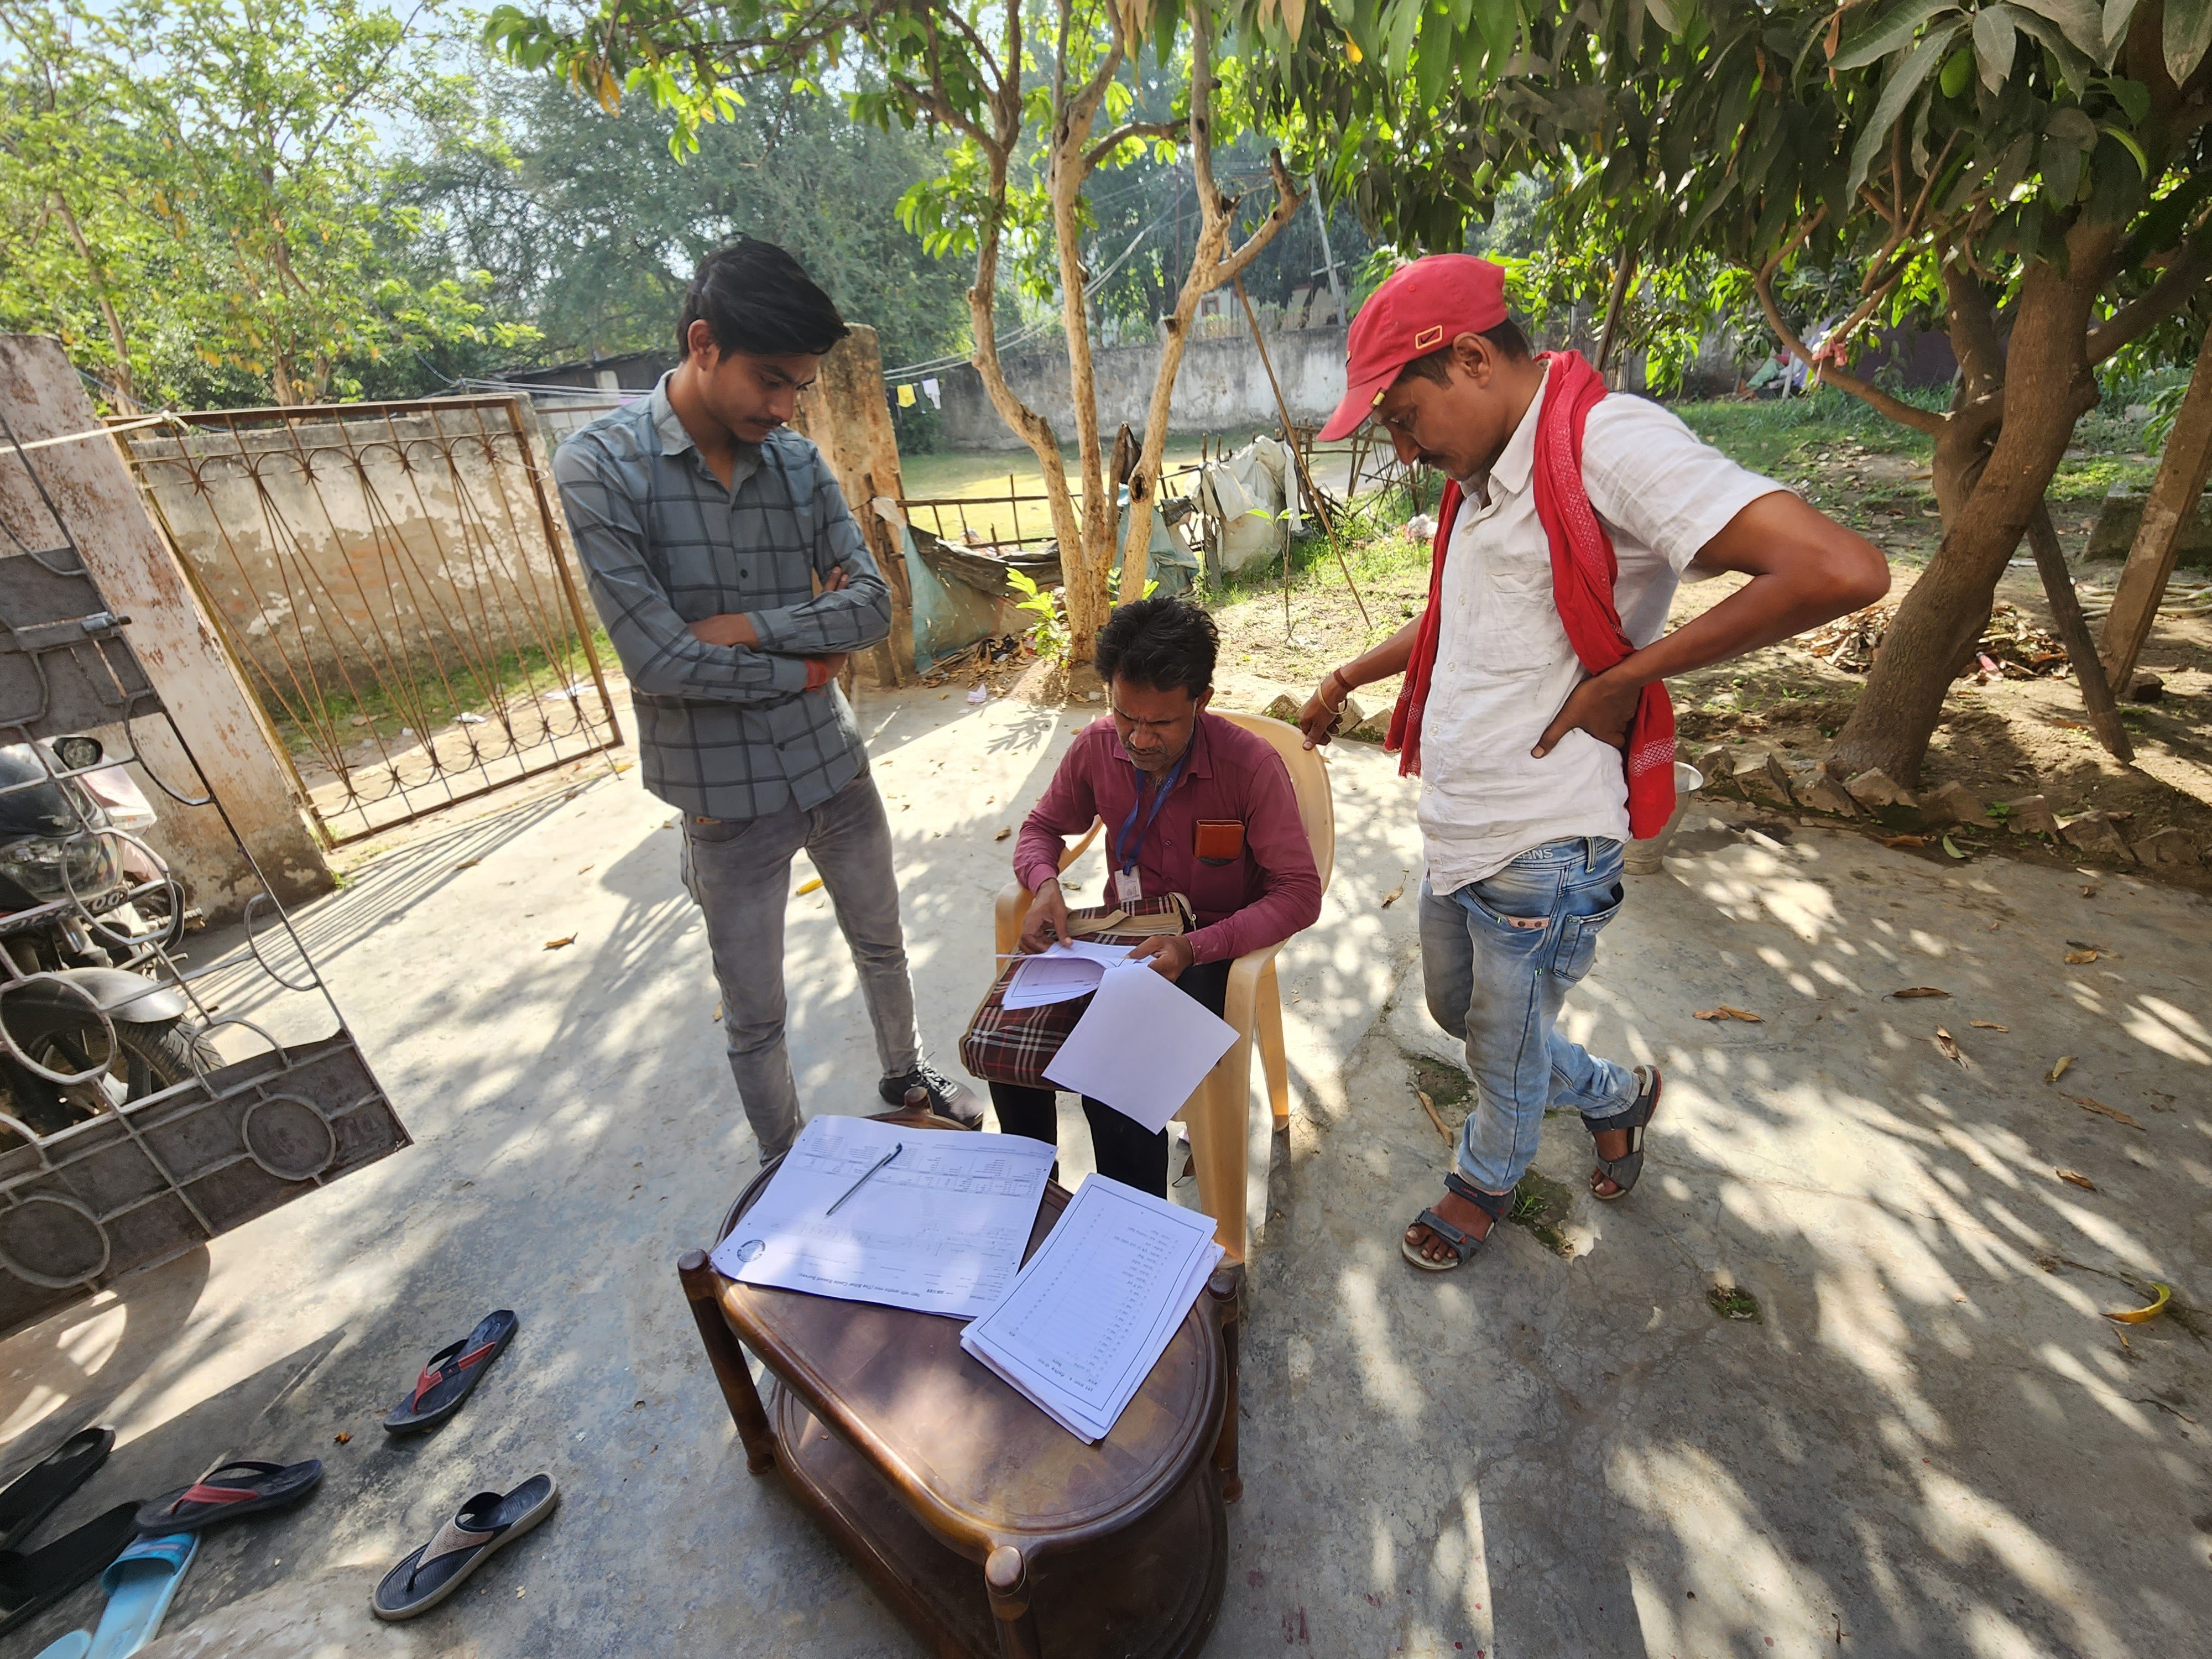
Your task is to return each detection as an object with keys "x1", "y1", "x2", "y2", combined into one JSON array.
[
  {"x1": 1708, "y1": 1284, "x2": 1761, "y2": 1322},
  {"x1": 1004, "y1": 567, "x2": 1069, "y2": 664}
]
